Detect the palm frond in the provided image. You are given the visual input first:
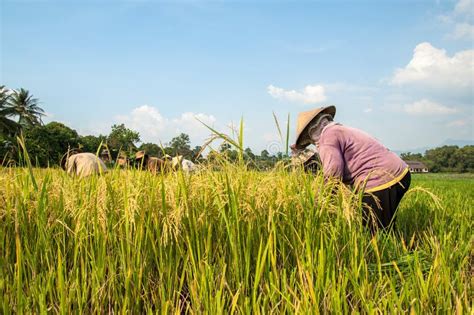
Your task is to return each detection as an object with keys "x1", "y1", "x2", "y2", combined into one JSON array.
[{"x1": 8, "y1": 88, "x2": 45, "y2": 127}]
